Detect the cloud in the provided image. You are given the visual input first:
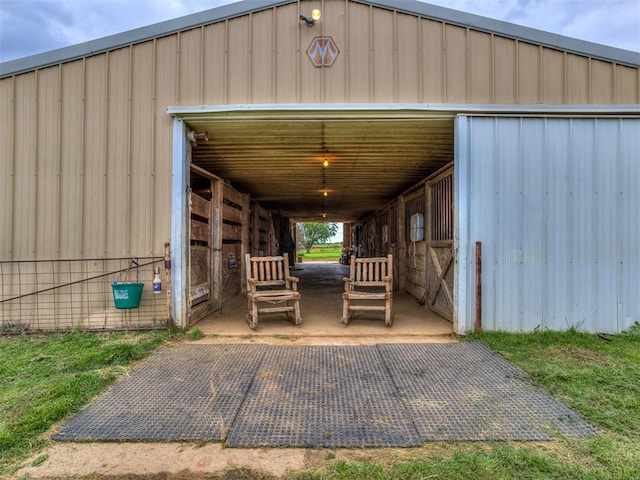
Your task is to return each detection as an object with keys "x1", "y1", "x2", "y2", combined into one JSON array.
[
  {"x1": 417, "y1": 0, "x2": 639, "y2": 52},
  {"x1": 428, "y1": 0, "x2": 640, "y2": 51},
  {"x1": 0, "y1": 0, "x2": 76, "y2": 60},
  {"x1": 0, "y1": 0, "x2": 235, "y2": 62}
]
